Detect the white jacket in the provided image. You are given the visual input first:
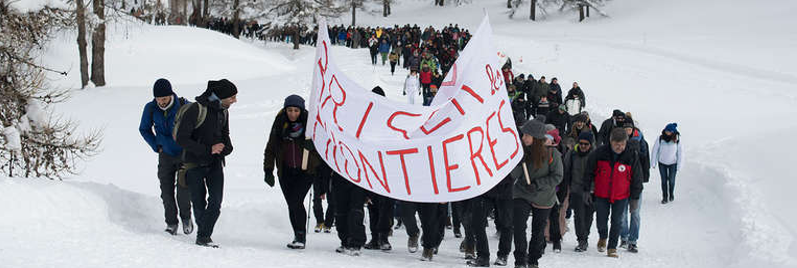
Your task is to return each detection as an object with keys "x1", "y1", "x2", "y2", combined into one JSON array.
[
  {"x1": 651, "y1": 137, "x2": 683, "y2": 170},
  {"x1": 404, "y1": 74, "x2": 421, "y2": 97}
]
